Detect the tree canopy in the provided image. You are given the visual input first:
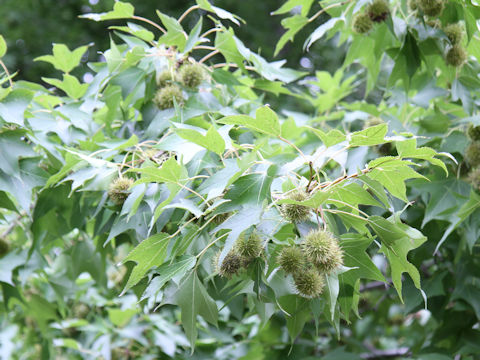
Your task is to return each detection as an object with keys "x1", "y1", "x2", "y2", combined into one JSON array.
[{"x1": 1, "y1": 1, "x2": 480, "y2": 359}]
